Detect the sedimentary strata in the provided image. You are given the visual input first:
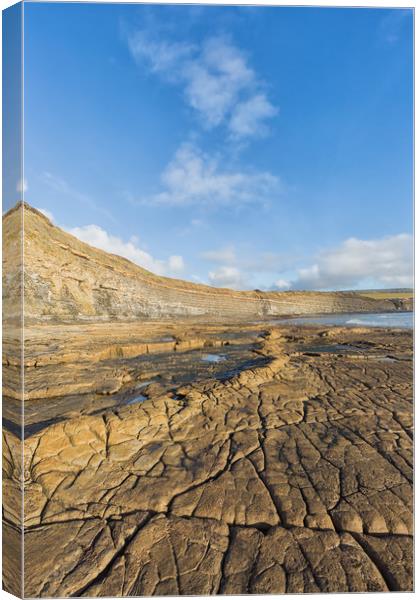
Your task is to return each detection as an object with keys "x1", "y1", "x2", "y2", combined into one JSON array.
[
  {"x1": 3, "y1": 203, "x2": 411, "y2": 323},
  {"x1": 3, "y1": 323, "x2": 413, "y2": 595}
]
